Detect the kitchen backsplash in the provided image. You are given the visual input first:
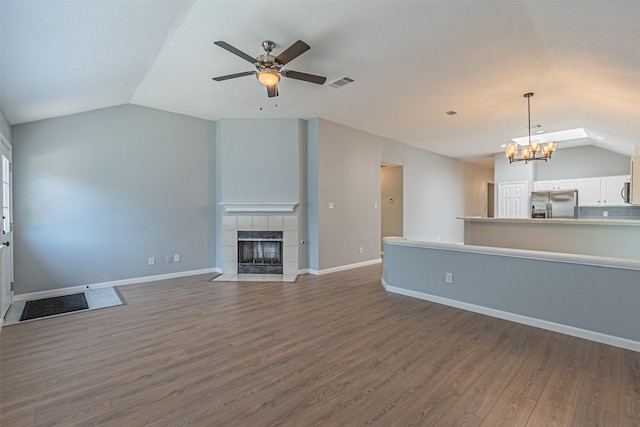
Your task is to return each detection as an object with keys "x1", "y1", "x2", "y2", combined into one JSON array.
[{"x1": 576, "y1": 205, "x2": 640, "y2": 220}]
